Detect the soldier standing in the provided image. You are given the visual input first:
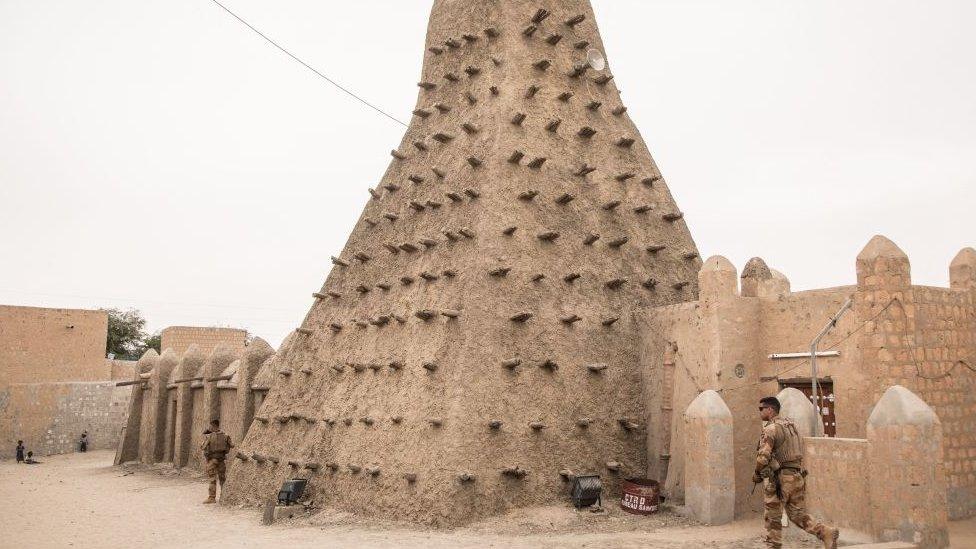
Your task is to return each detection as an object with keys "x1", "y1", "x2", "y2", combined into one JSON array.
[
  {"x1": 755, "y1": 396, "x2": 839, "y2": 549},
  {"x1": 200, "y1": 419, "x2": 233, "y2": 504}
]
